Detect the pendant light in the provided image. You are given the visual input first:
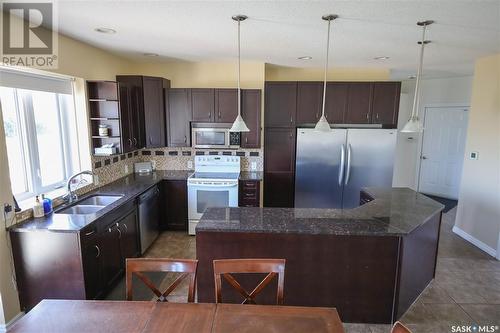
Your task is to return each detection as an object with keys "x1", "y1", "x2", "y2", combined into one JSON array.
[
  {"x1": 314, "y1": 14, "x2": 338, "y2": 132},
  {"x1": 401, "y1": 20, "x2": 434, "y2": 133},
  {"x1": 230, "y1": 15, "x2": 250, "y2": 132}
]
